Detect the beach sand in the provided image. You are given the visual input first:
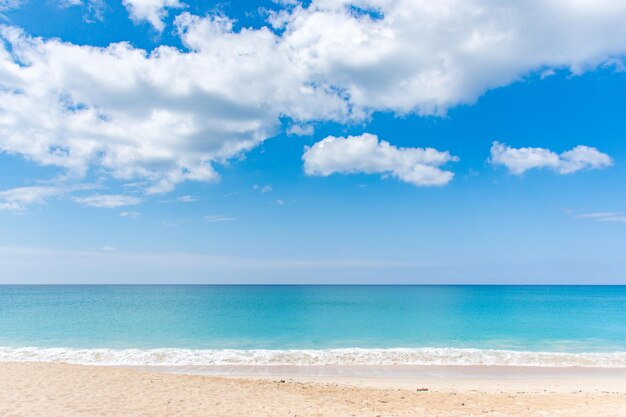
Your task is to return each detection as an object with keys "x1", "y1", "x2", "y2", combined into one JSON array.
[{"x1": 1, "y1": 362, "x2": 625, "y2": 416}]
